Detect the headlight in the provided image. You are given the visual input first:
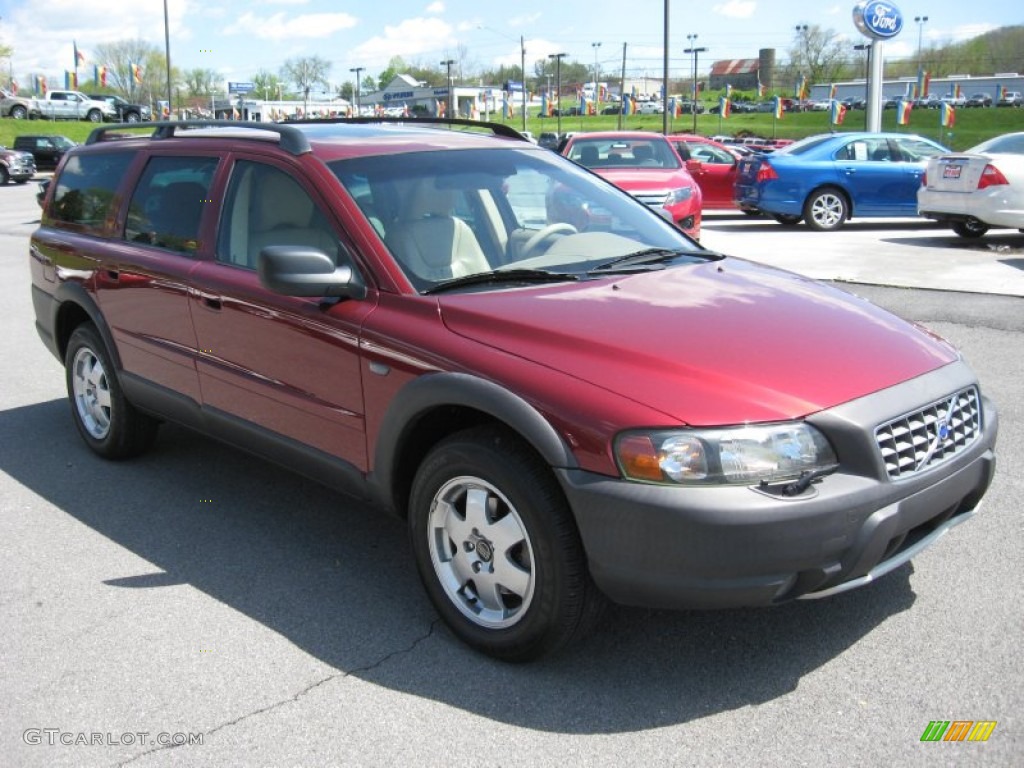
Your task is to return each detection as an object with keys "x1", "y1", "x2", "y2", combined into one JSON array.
[
  {"x1": 664, "y1": 186, "x2": 695, "y2": 206},
  {"x1": 615, "y1": 423, "x2": 837, "y2": 485}
]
